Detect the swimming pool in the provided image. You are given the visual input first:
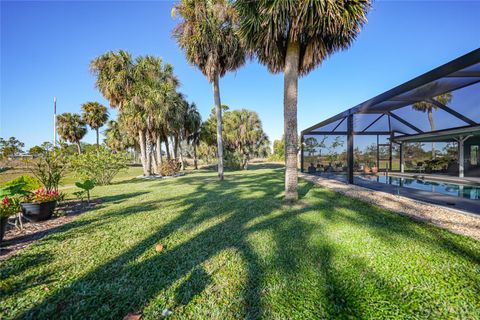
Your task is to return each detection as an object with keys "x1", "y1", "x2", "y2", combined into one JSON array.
[{"x1": 356, "y1": 175, "x2": 480, "y2": 200}]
